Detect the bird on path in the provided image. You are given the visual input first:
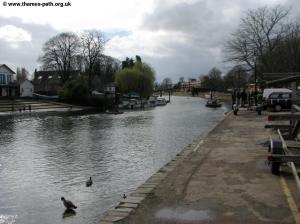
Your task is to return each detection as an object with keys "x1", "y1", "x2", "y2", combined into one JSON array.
[
  {"x1": 86, "y1": 177, "x2": 93, "y2": 187},
  {"x1": 61, "y1": 197, "x2": 77, "y2": 210}
]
